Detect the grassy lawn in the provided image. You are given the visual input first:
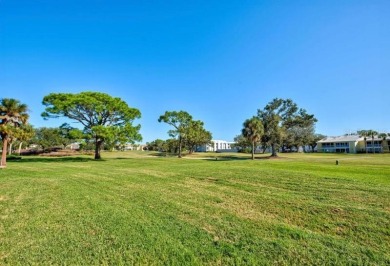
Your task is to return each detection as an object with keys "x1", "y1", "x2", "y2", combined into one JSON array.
[{"x1": 0, "y1": 152, "x2": 389, "y2": 265}]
